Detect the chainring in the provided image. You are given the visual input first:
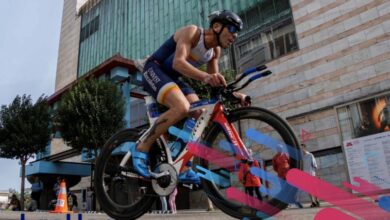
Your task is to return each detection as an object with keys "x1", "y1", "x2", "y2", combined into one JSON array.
[{"x1": 151, "y1": 163, "x2": 178, "y2": 196}]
